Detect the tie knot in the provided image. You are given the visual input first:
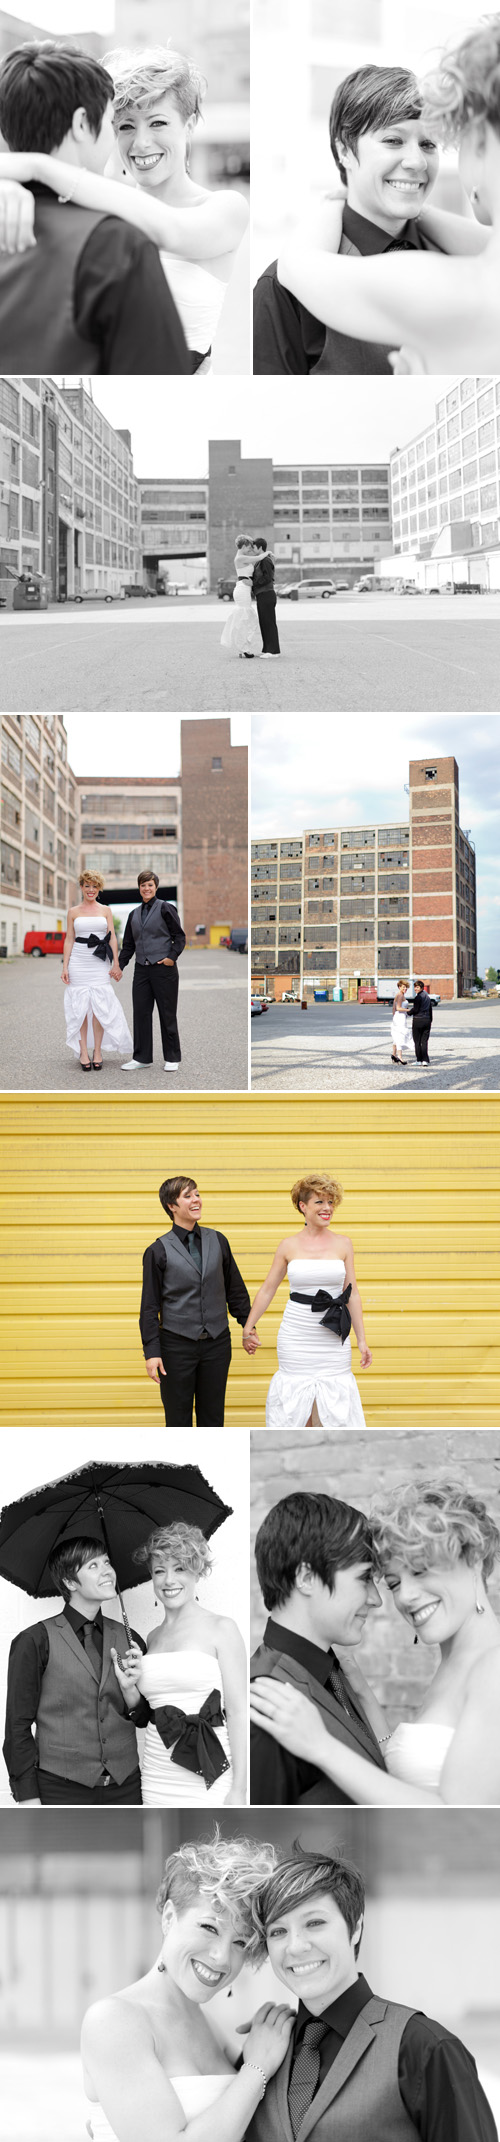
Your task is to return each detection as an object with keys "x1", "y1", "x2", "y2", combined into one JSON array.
[{"x1": 302, "y1": 2019, "x2": 327, "y2": 2049}]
